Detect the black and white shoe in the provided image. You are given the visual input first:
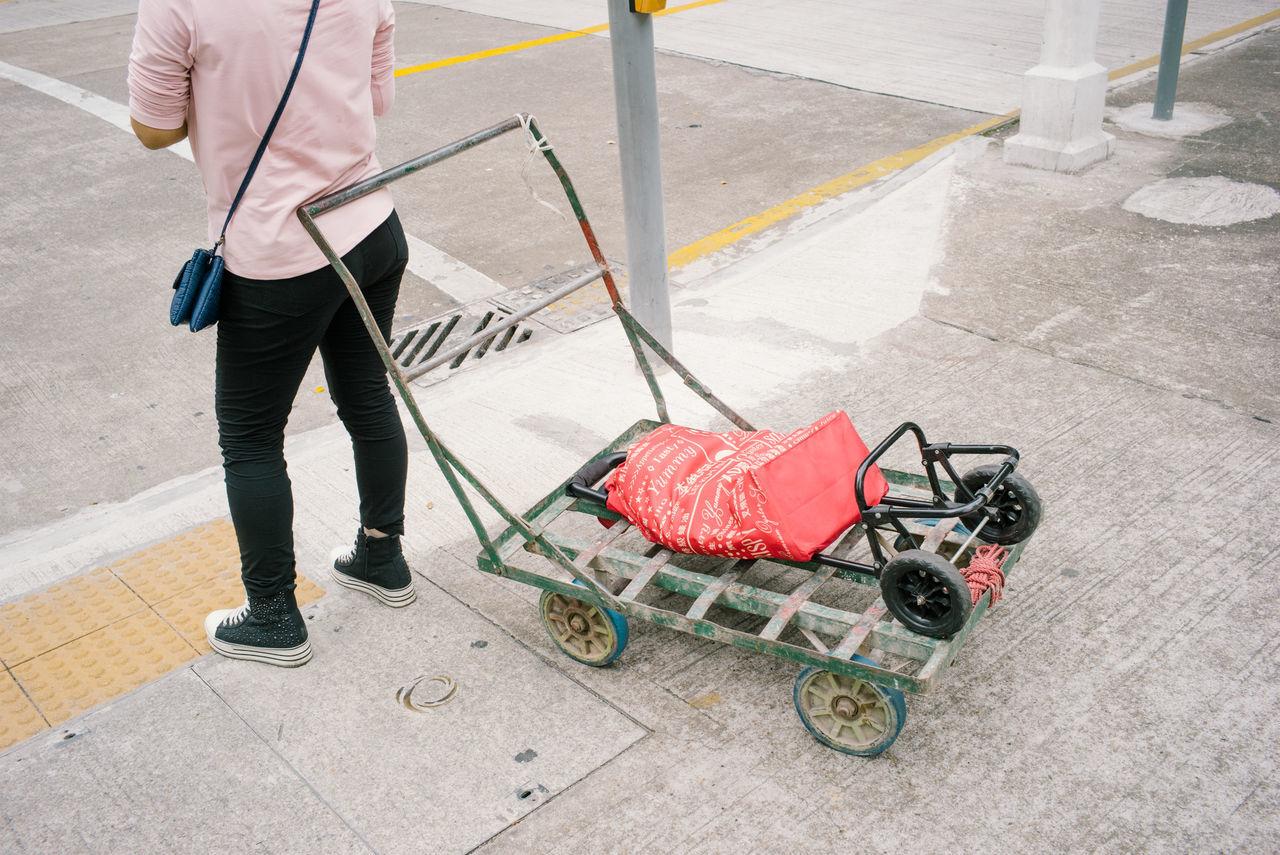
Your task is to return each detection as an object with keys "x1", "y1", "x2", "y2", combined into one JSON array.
[
  {"x1": 204, "y1": 588, "x2": 312, "y2": 667},
  {"x1": 330, "y1": 530, "x2": 416, "y2": 608}
]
